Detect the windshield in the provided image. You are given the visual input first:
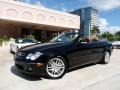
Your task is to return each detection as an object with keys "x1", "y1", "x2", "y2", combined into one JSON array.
[
  {"x1": 50, "y1": 32, "x2": 78, "y2": 43},
  {"x1": 15, "y1": 38, "x2": 37, "y2": 43}
]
